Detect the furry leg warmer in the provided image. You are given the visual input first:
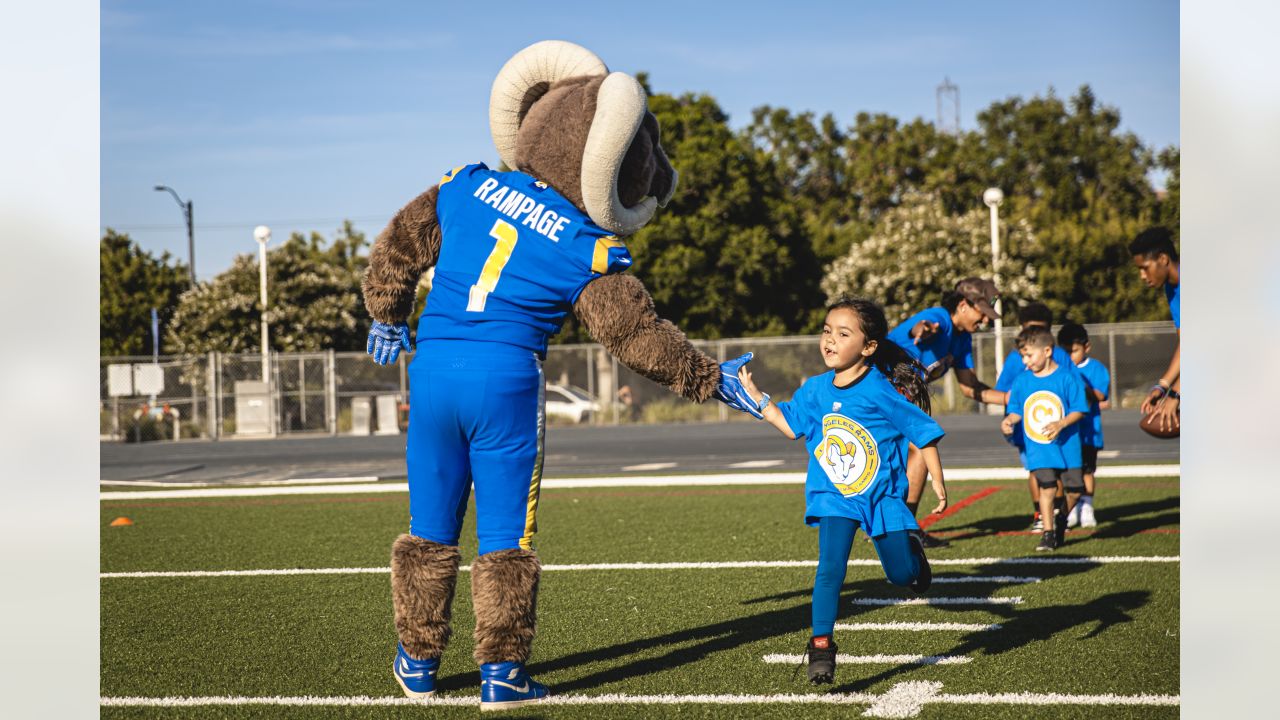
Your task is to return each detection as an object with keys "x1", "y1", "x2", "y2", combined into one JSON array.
[
  {"x1": 470, "y1": 548, "x2": 542, "y2": 664},
  {"x1": 390, "y1": 534, "x2": 461, "y2": 660}
]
